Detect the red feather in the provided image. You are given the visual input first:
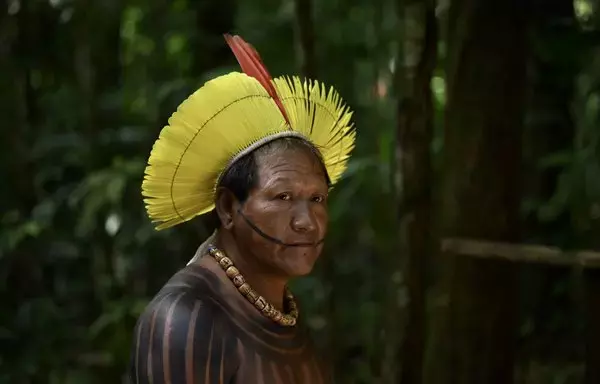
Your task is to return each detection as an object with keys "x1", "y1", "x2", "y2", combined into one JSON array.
[{"x1": 224, "y1": 34, "x2": 290, "y2": 124}]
